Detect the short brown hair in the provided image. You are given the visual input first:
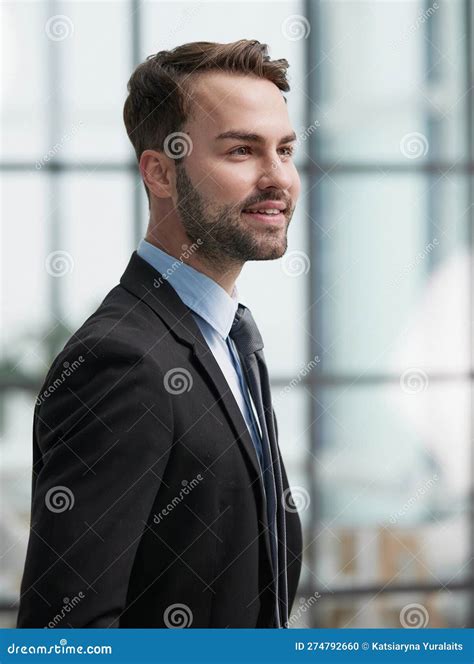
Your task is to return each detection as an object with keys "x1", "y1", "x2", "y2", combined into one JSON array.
[{"x1": 123, "y1": 39, "x2": 290, "y2": 193}]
